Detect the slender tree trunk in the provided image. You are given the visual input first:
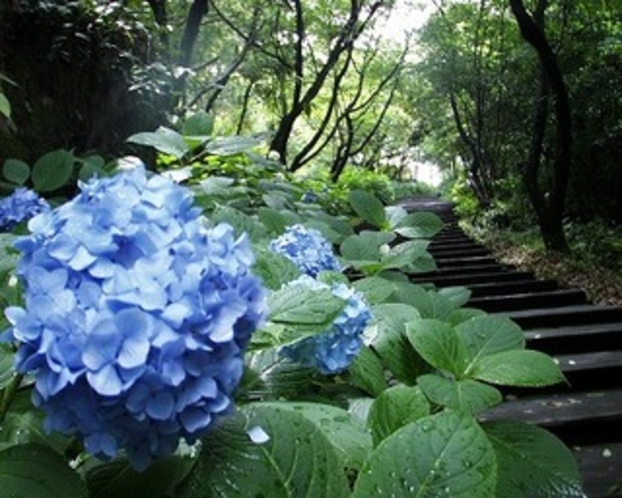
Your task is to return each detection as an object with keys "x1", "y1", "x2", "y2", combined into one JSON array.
[
  {"x1": 510, "y1": 0, "x2": 572, "y2": 252},
  {"x1": 174, "y1": 0, "x2": 209, "y2": 109}
]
